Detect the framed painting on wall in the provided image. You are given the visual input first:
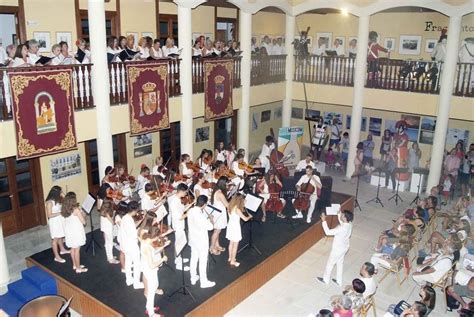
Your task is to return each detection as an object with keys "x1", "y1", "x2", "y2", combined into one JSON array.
[
  {"x1": 399, "y1": 35, "x2": 422, "y2": 55},
  {"x1": 142, "y1": 32, "x2": 154, "y2": 38},
  {"x1": 261, "y1": 110, "x2": 271, "y2": 122},
  {"x1": 133, "y1": 133, "x2": 152, "y2": 158},
  {"x1": 369, "y1": 117, "x2": 382, "y2": 136},
  {"x1": 291, "y1": 107, "x2": 304, "y2": 119},
  {"x1": 335, "y1": 36, "x2": 345, "y2": 48},
  {"x1": 384, "y1": 38, "x2": 396, "y2": 52},
  {"x1": 316, "y1": 32, "x2": 332, "y2": 49},
  {"x1": 425, "y1": 39, "x2": 437, "y2": 53},
  {"x1": 195, "y1": 126, "x2": 210, "y2": 142},
  {"x1": 56, "y1": 32, "x2": 72, "y2": 49},
  {"x1": 273, "y1": 107, "x2": 282, "y2": 119},
  {"x1": 33, "y1": 32, "x2": 51, "y2": 53}
]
